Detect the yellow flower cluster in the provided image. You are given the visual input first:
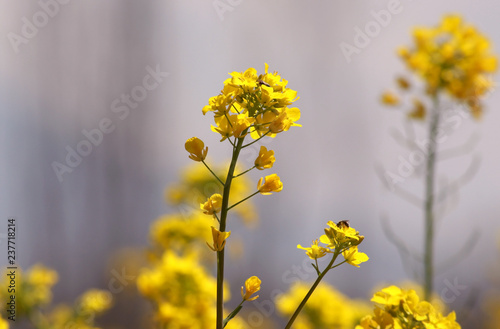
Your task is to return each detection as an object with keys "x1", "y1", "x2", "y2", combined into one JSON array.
[
  {"x1": 0, "y1": 264, "x2": 58, "y2": 317},
  {"x1": 0, "y1": 264, "x2": 111, "y2": 329},
  {"x1": 137, "y1": 251, "x2": 248, "y2": 329},
  {"x1": 356, "y1": 285, "x2": 461, "y2": 329},
  {"x1": 45, "y1": 289, "x2": 113, "y2": 329},
  {"x1": 276, "y1": 281, "x2": 372, "y2": 329},
  {"x1": 149, "y1": 212, "x2": 214, "y2": 254},
  {"x1": 382, "y1": 15, "x2": 497, "y2": 119},
  {"x1": 203, "y1": 64, "x2": 301, "y2": 140},
  {"x1": 298, "y1": 221, "x2": 368, "y2": 267}
]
